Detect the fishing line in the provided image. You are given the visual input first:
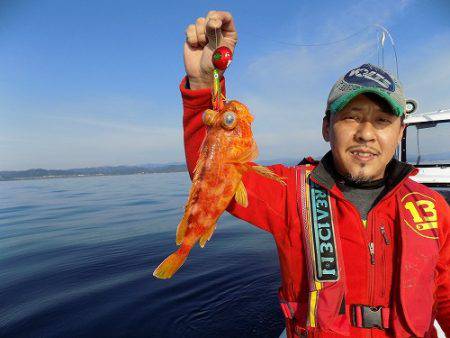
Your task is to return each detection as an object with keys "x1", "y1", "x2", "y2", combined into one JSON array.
[
  {"x1": 362, "y1": 44, "x2": 381, "y2": 67},
  {"x1": 239, "y1": 24, "x2": 400, "y2": 78},
  {"x1": 214, "y1": 27, "x2": 218, "y2": 49},
  {"x1": 241, "y1": 25, "x2": 372, "y2": 47}
]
